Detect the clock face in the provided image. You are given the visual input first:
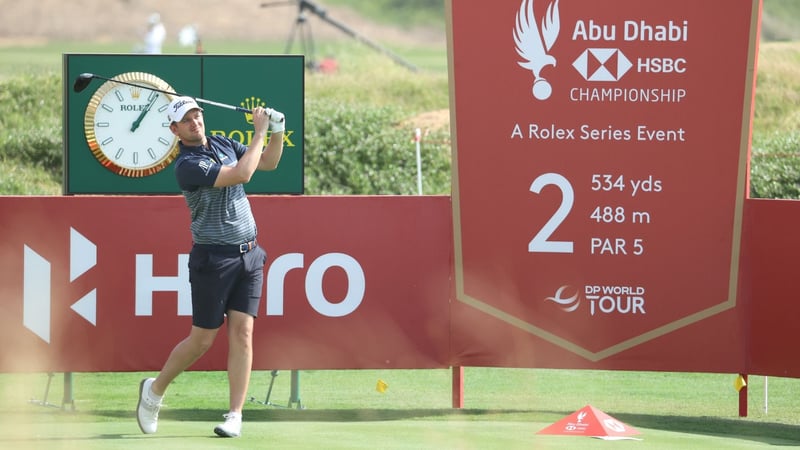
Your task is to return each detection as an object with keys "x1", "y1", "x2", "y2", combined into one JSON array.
[{"x1": 83, "y1": 72, "x2": 179, "y2": 177}]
